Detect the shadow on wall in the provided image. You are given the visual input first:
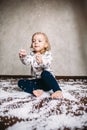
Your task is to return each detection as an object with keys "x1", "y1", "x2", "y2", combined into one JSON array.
[{"x1": 72, "y1": 0, "x2": 87, "y2": 73}]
